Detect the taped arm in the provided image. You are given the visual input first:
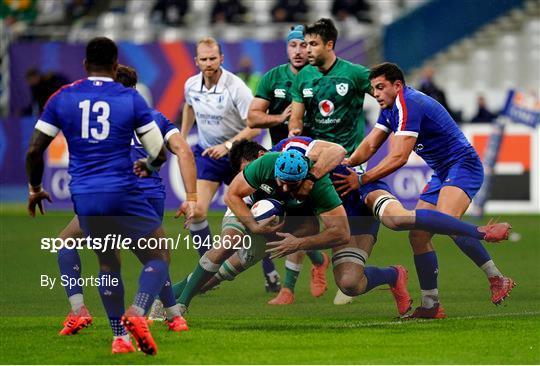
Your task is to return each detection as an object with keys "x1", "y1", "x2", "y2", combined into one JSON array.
[{"x1": 137, "y1": 122, "x2": 166, "y2": 170}]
